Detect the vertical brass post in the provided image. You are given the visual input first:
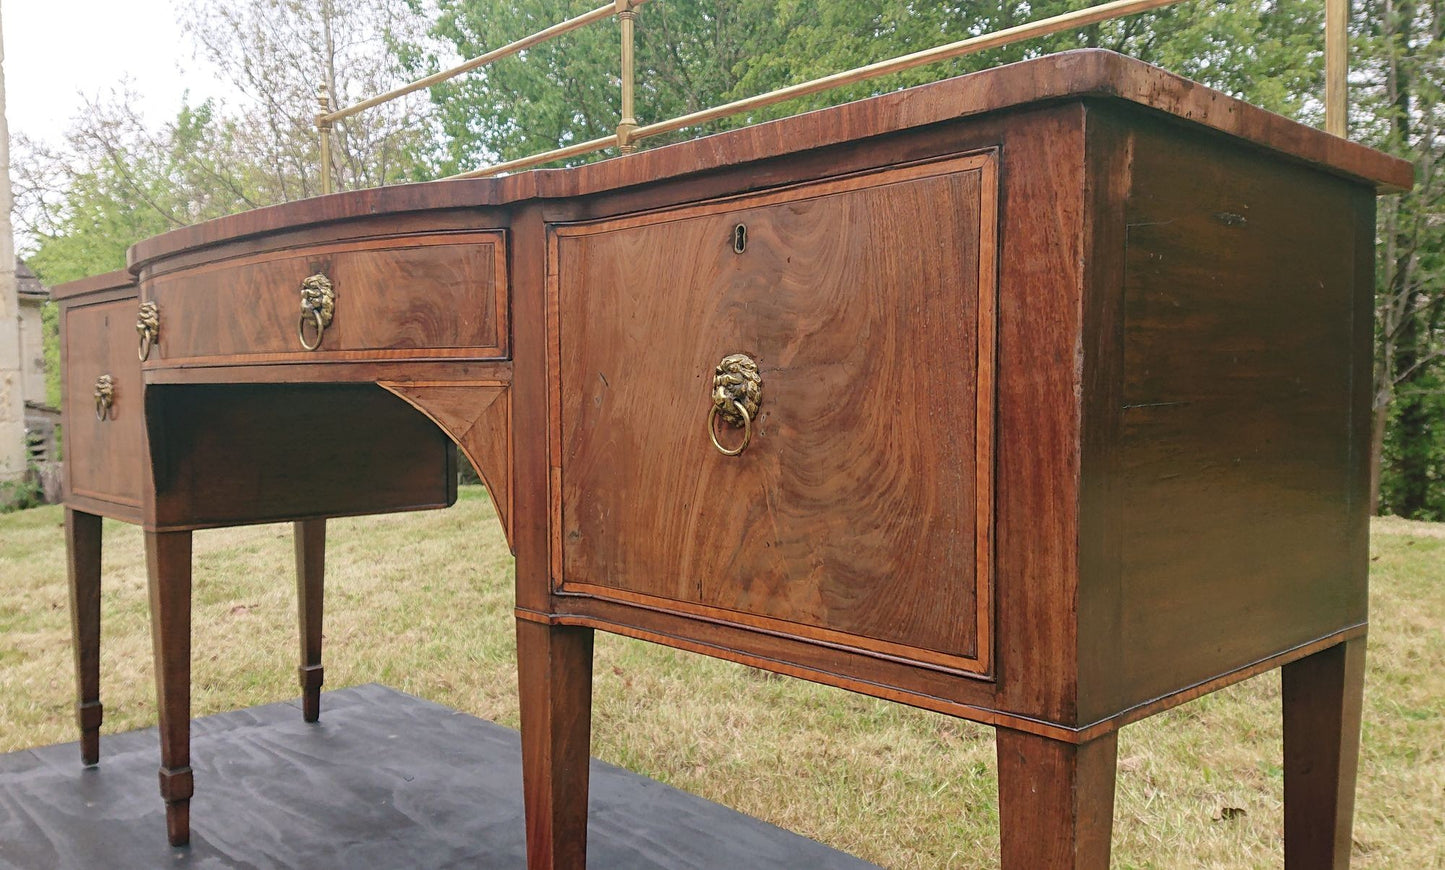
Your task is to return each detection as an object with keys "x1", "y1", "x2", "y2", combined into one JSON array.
[
  {"x1": 1325, "y1": 0, "x2": 1347, "y2": 137},
  {"x1": 316, "y1": 85, "x2": 335, "y2": 195},
  {"x1": 616, "y1": 0, "x2": 638, "y2": 153}
]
